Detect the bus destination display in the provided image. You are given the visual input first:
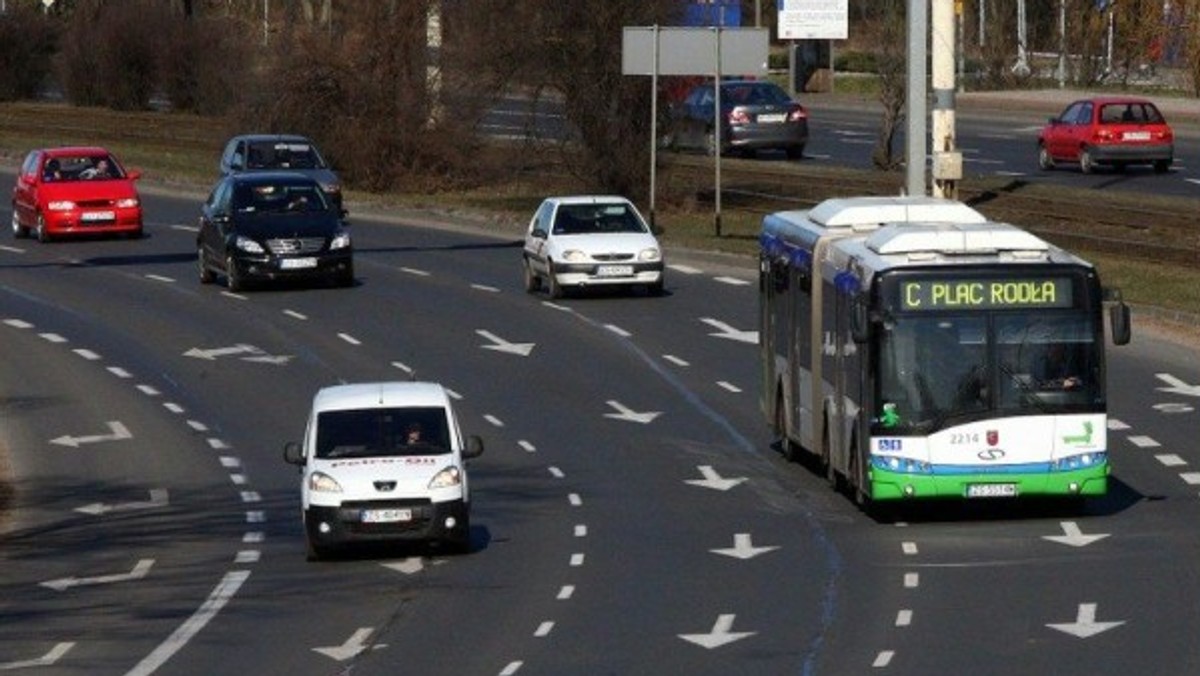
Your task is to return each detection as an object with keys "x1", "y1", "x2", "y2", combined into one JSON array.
[{"x1": 899, "y1": 277, "x2": 1074, "y2": 311}]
